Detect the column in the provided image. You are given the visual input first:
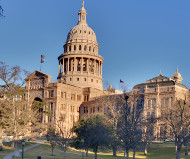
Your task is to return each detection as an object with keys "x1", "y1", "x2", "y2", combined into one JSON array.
[
  {"x1": 98, "y1": 61, "x2": 100, "y2": 76},
  {"x1": 81, "y1": 57, "x2": 83, "y2": 73},
  {"x1": 62, "y1": 58, "x2": 65, "y2": 76},
  {"x1": 74, "y1": 57, "x2": 77, "y2": 72},
  {"x1": 58, "y1": 61, "x2": 61, "y2": 74},
  {"x1": 101, "y1": 61, "x2": 103, "y2": 76},
  {"x1": 94, "y1": 59, "x2": 96, "y2": 74},
  {"x1": 87, "y1": 58, "x2": 89, "y2": 74},
  {"x1": 67, "y1": 58, "x2": 70, "y2": 73}
]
